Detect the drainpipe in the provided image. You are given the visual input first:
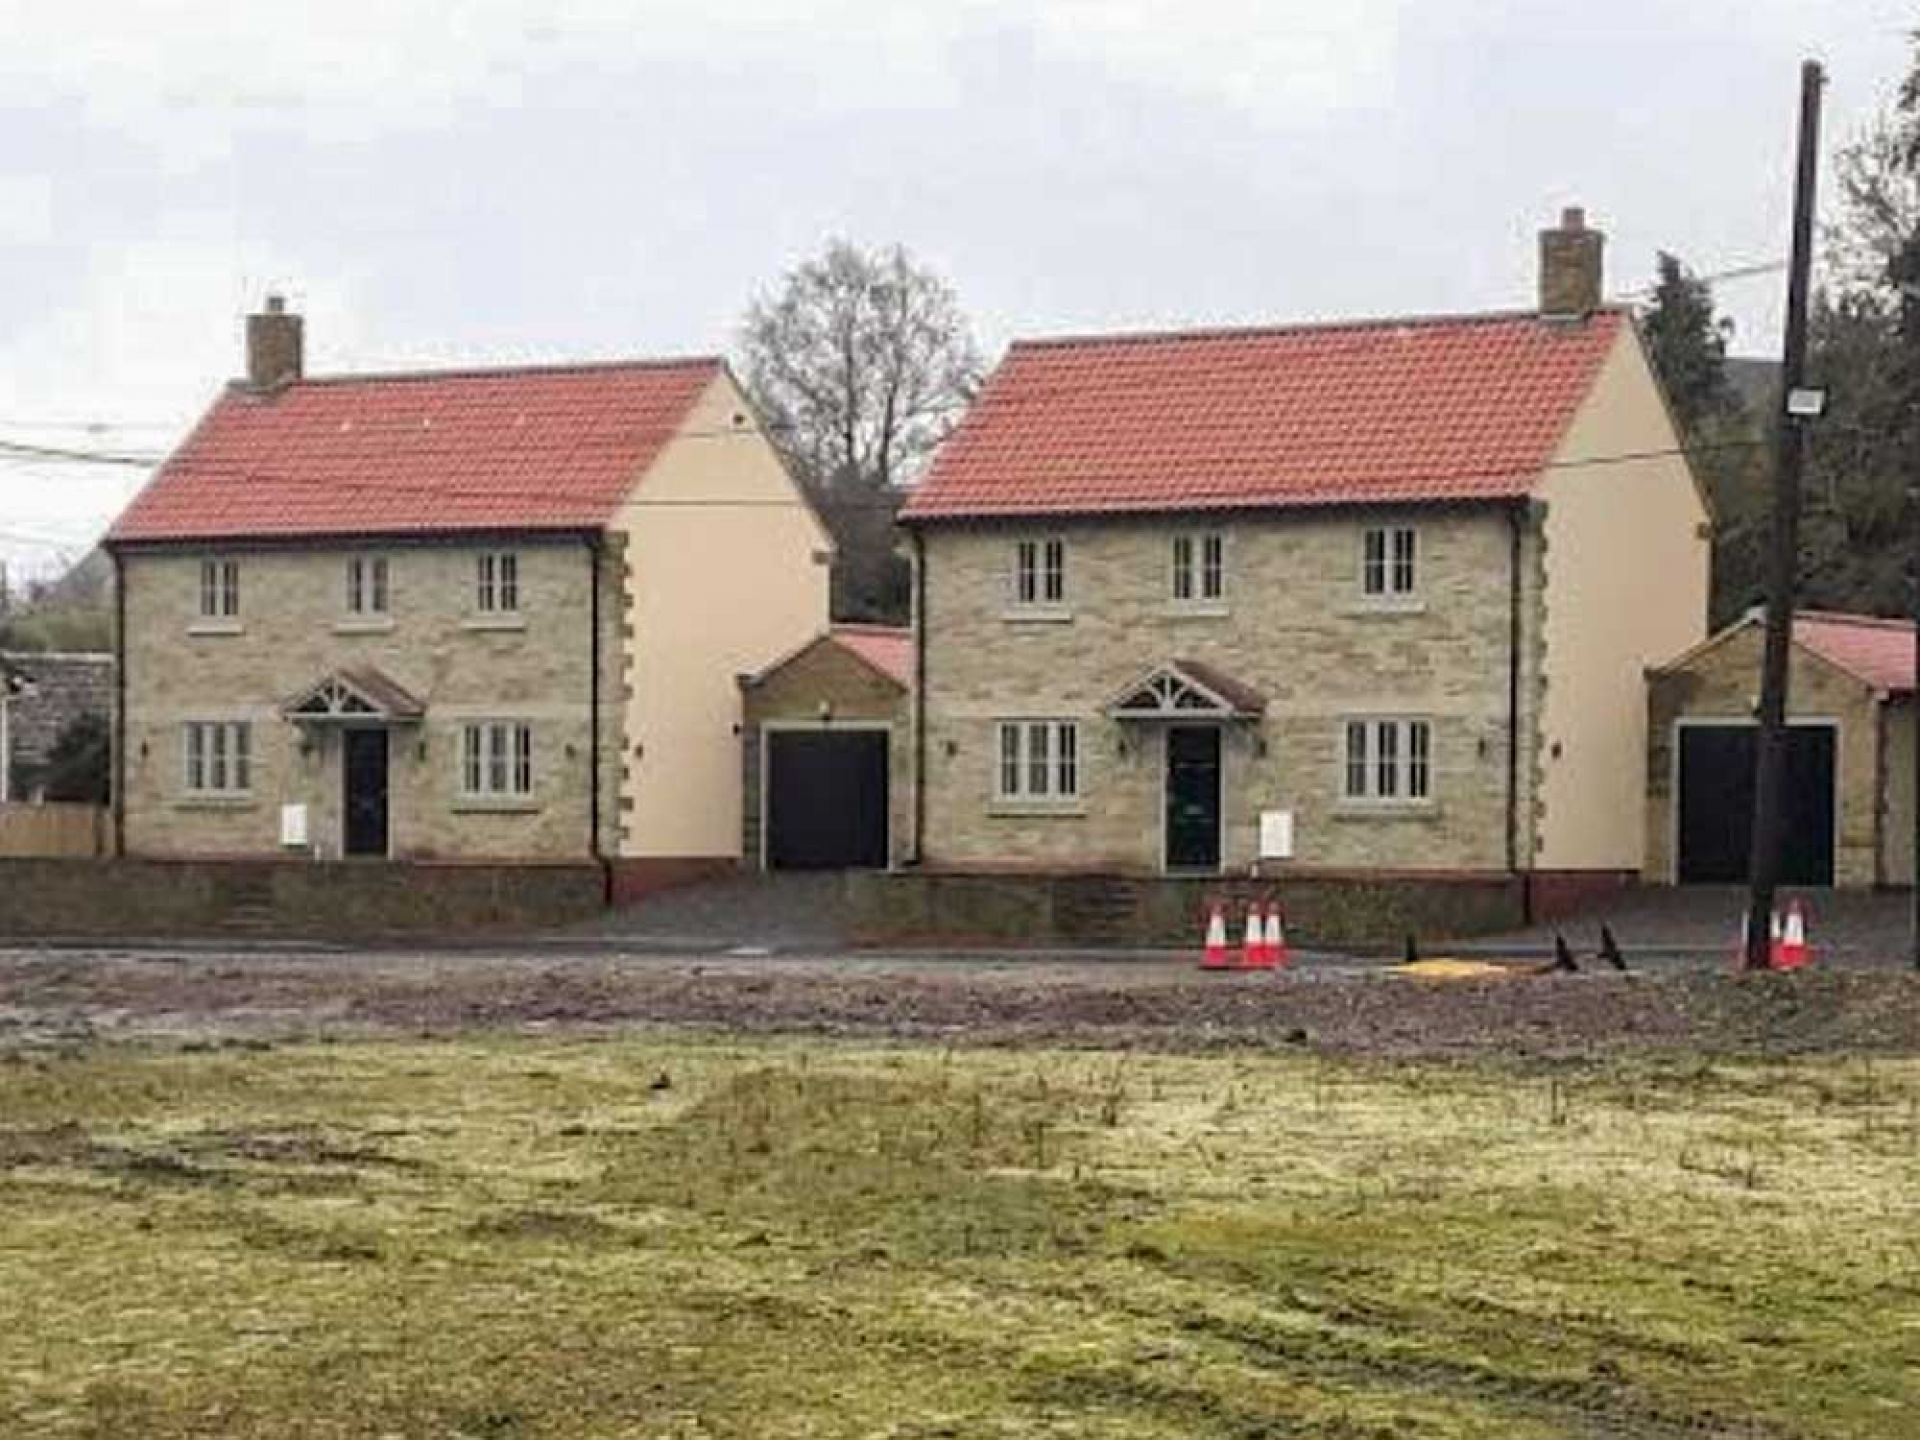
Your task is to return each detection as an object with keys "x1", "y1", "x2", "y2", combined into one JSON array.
[
  {"x1": 111, "y1": 546, "x2": 127, "y2": 856},
  {"x1": 588, "y1": 533, "x2": 611, "y2": 905},
  {"x1": 1506, "y1": 504, "x2": 1528, "y2": 921},
  {"x1": 910, "y1": 527, "x2": 927, "y2": 865}
]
